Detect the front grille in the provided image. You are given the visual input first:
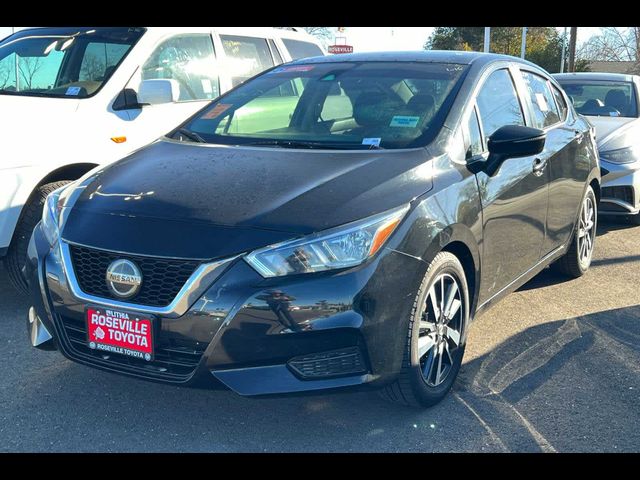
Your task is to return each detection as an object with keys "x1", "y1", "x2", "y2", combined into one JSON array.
[
  {"x1": 602, "y1": 186, "x2": 635, "y2": 206},
  {"x1": 288, "y1": 347, "x2": 367, "y2": 379},
  {"x1": 57, "y1": 314, "x2": 205, "y2": 381},
  {"x1": 70, "y1": 245, "x2": 200, "y2": 307}
]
